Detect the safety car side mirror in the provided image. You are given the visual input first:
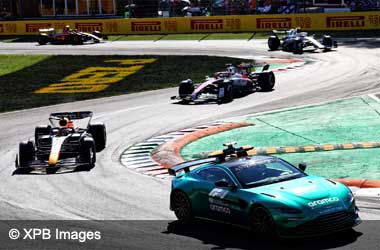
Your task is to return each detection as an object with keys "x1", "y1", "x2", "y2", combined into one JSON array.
[{"x1": 298, "y1": 162, "x2": 307, "y2": 171}]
